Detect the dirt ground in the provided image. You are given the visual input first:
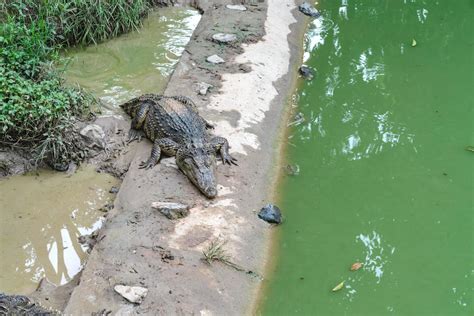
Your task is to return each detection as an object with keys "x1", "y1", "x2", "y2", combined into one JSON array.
[{"x1": 27, "y1": 0, "x2": 309, "y2": 314}]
